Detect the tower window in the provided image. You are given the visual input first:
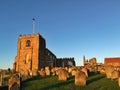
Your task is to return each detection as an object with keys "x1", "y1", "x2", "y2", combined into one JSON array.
[{"x1": 26, "y1": 40, "x2": 31, "y2": 47}]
